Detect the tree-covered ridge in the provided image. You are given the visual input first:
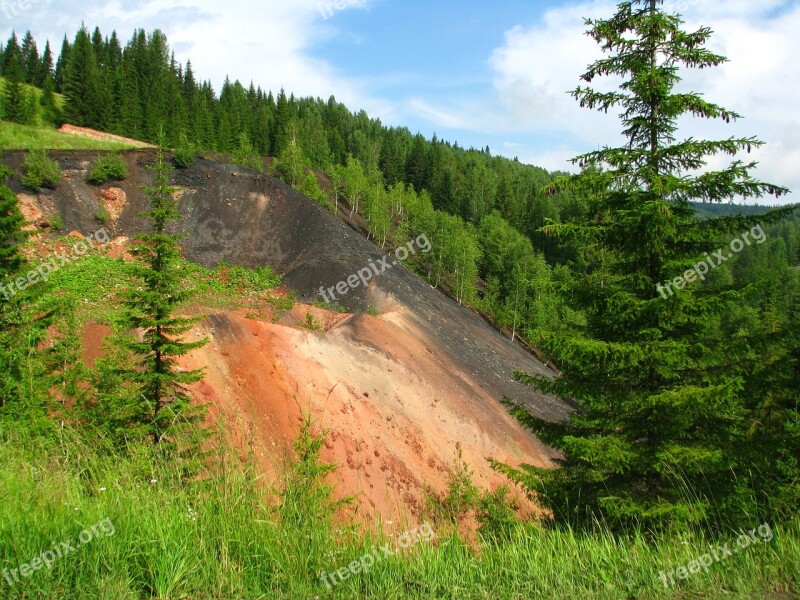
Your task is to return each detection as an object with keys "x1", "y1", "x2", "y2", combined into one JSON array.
[{"x1": 0, "y1": 25, "x2": 595, "y2": 340}]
